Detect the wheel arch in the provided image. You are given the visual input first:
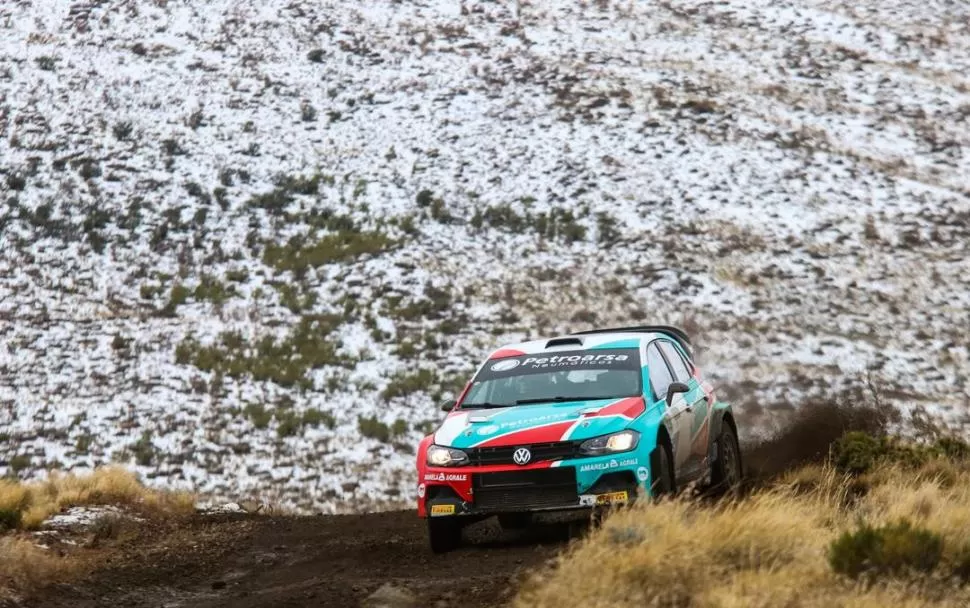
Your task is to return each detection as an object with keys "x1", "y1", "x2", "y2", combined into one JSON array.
[
  {"x1": 709, "y1": 403, "x2": 742, "y2": 476},
  {"x1": 647, "y1": 424, "x2": 674, "y2": 496}
]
